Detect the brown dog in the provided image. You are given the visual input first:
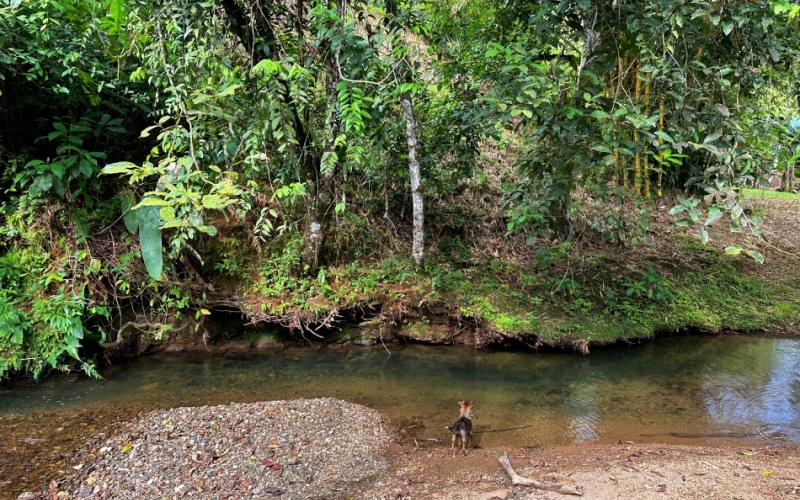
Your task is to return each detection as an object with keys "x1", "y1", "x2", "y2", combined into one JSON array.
[{"x1": 445, "y1": 400, "x2": 474, "y2": 456}]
